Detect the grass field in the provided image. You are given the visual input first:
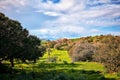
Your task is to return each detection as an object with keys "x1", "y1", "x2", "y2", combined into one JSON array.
[{"x1": 0, "y1": 49, "x2": 120, "y2": 80}]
